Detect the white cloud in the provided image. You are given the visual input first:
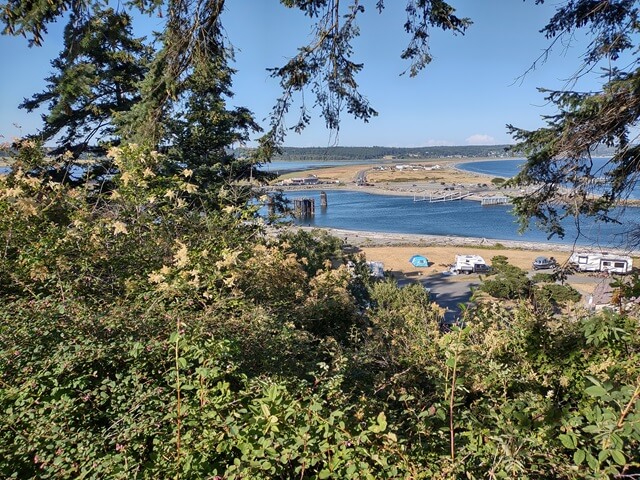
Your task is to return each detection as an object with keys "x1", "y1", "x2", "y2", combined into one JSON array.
[{"x1": 465, "y1": 134, "x2": 496, "y2": 145}]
